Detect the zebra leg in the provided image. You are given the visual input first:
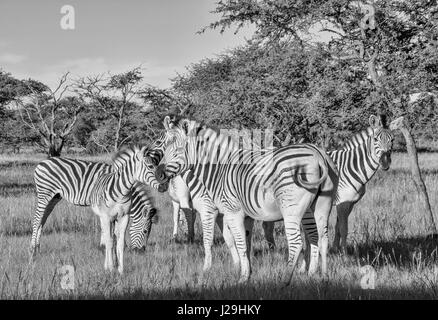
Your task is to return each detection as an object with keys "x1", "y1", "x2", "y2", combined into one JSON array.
[
  {"x1": 280, "y1": 191, "x2": 314, "y2": 286},
  {"x1": 333, "y1": 202, "x2": 354, "y2": 253},
  {"x1": 262, "y1": 221, "x2": 276, "y2": 250},
  {"x1": 215, "y1": 214, "x2": 240, "y2": 269},
  {"x1": 224, "y1": 211, "x2": 250, "y2": 284},
  {"x1": 224, "y1": 220, "x2": 240, "y2": 270},
  {"x1": 301, "y1": 209, "x2": 319, "y2": 276},
  {"x1": 99, "y1": 220, "x2": 107, "y2": 247},
  {"x1": 297, "y1": 226, "x2": 309, "y2": 274},
  {"x1": 172, "y1": 200, "x2": 180, "y2": 241},
  {"x1": 30, "y1": 194, "x2": 62, "y2": 257},
  {"x1": 181, "y1": 207, "x2": 196, "y2": 243},
  {"x1": 313, "y1": 193, "x2": 333, "y2": 277},
  {"x1": 199, "y1": 208, "x2": 218, "y2": 273},
  {"x1": 115, "y1": 214, "x2": 129, "y2": 274},
  {"x1": 244, "y1": 216, "x2": 254, "y2": 264},
  {"x1": 95, "y1": 209, "x2": 114, "y2": 271}
]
